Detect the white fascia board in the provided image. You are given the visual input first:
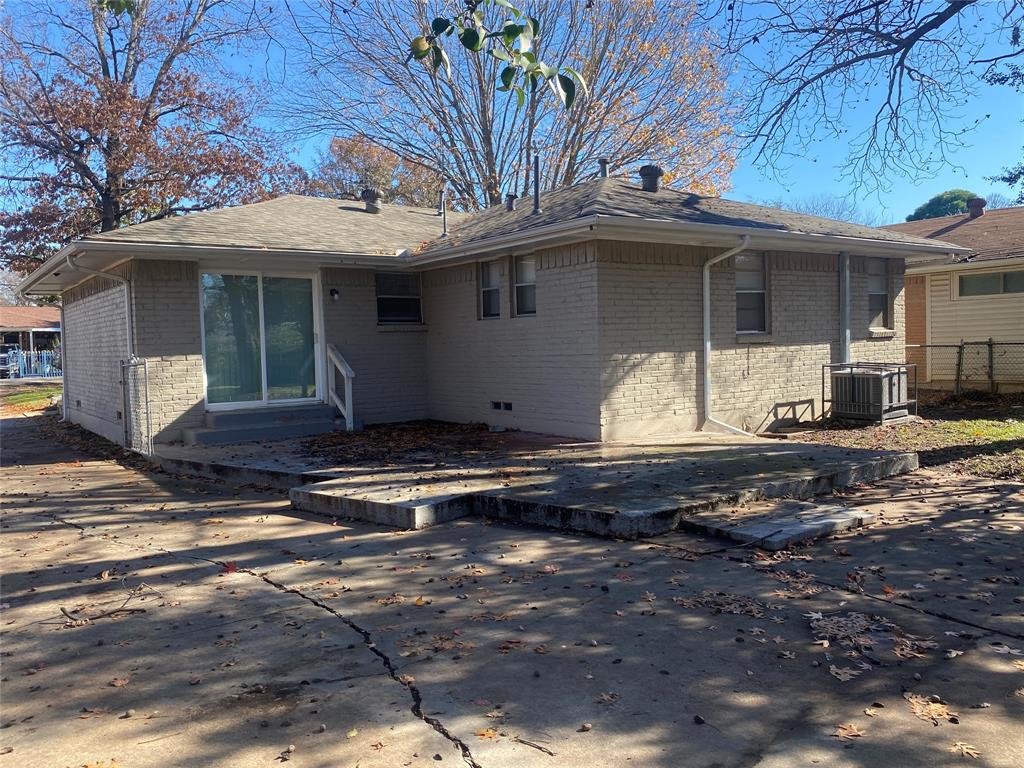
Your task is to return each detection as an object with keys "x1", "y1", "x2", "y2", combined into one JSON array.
[
  {"x1": 906, "y1": 255, "x2": 1024, "y2": 275},
  {"x1": 18, "y1": 240, "x2": 410, "y2": 295},
  {"x1": 595, "y1": 217, "x2": 971, "y2": 258}
]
